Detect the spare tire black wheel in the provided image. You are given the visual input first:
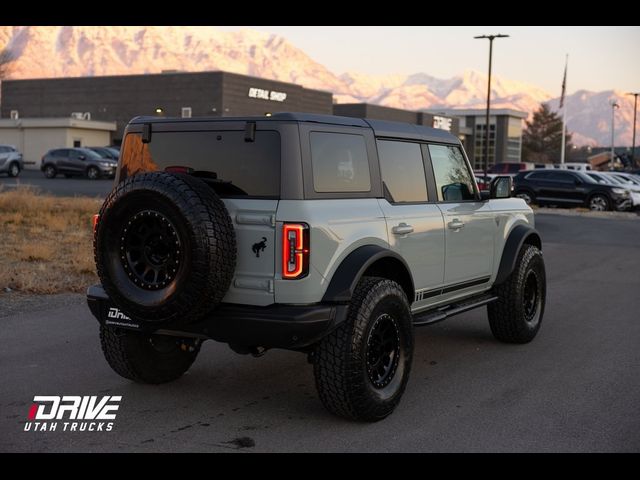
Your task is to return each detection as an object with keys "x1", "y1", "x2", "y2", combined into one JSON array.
[{"x1": 95, "y1": 172, "x2": 237, "y2": 325}]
